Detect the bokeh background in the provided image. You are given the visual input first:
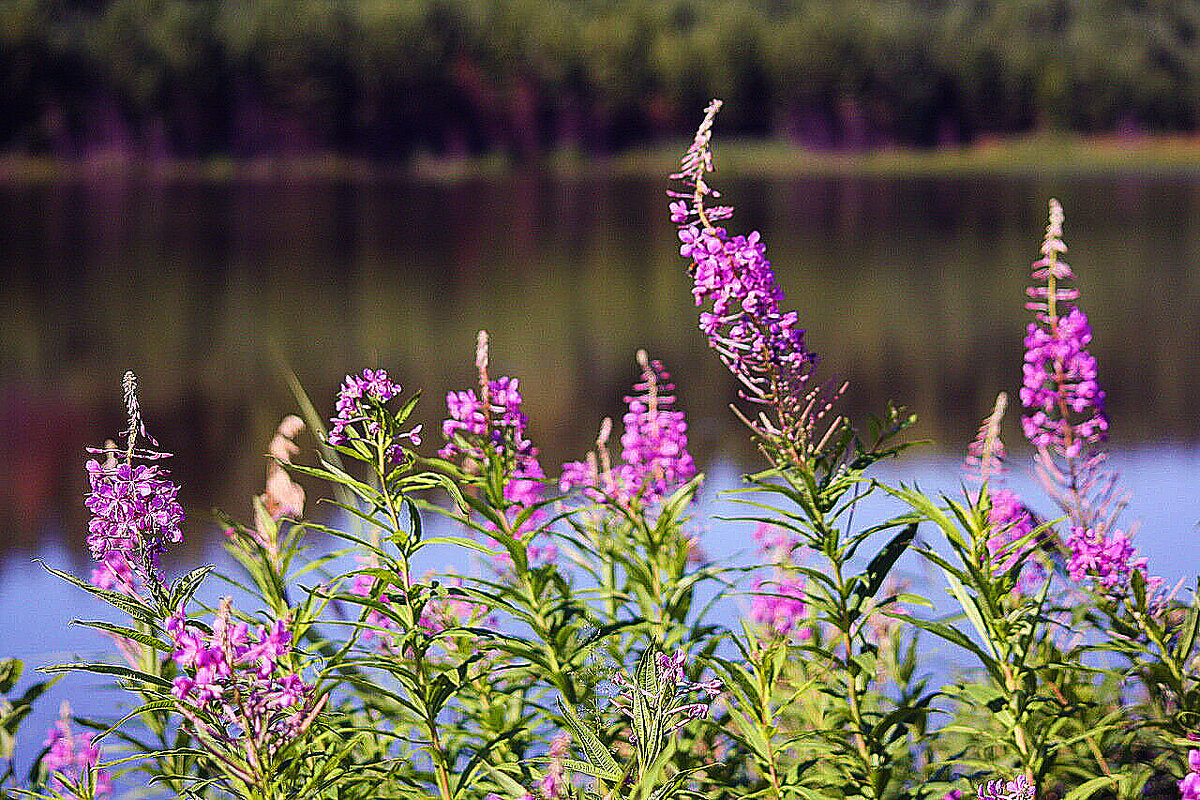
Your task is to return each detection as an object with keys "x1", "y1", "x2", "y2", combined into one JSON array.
[{"x1": 3, "y1": 0, "x2": 1200, "y2": 776}]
